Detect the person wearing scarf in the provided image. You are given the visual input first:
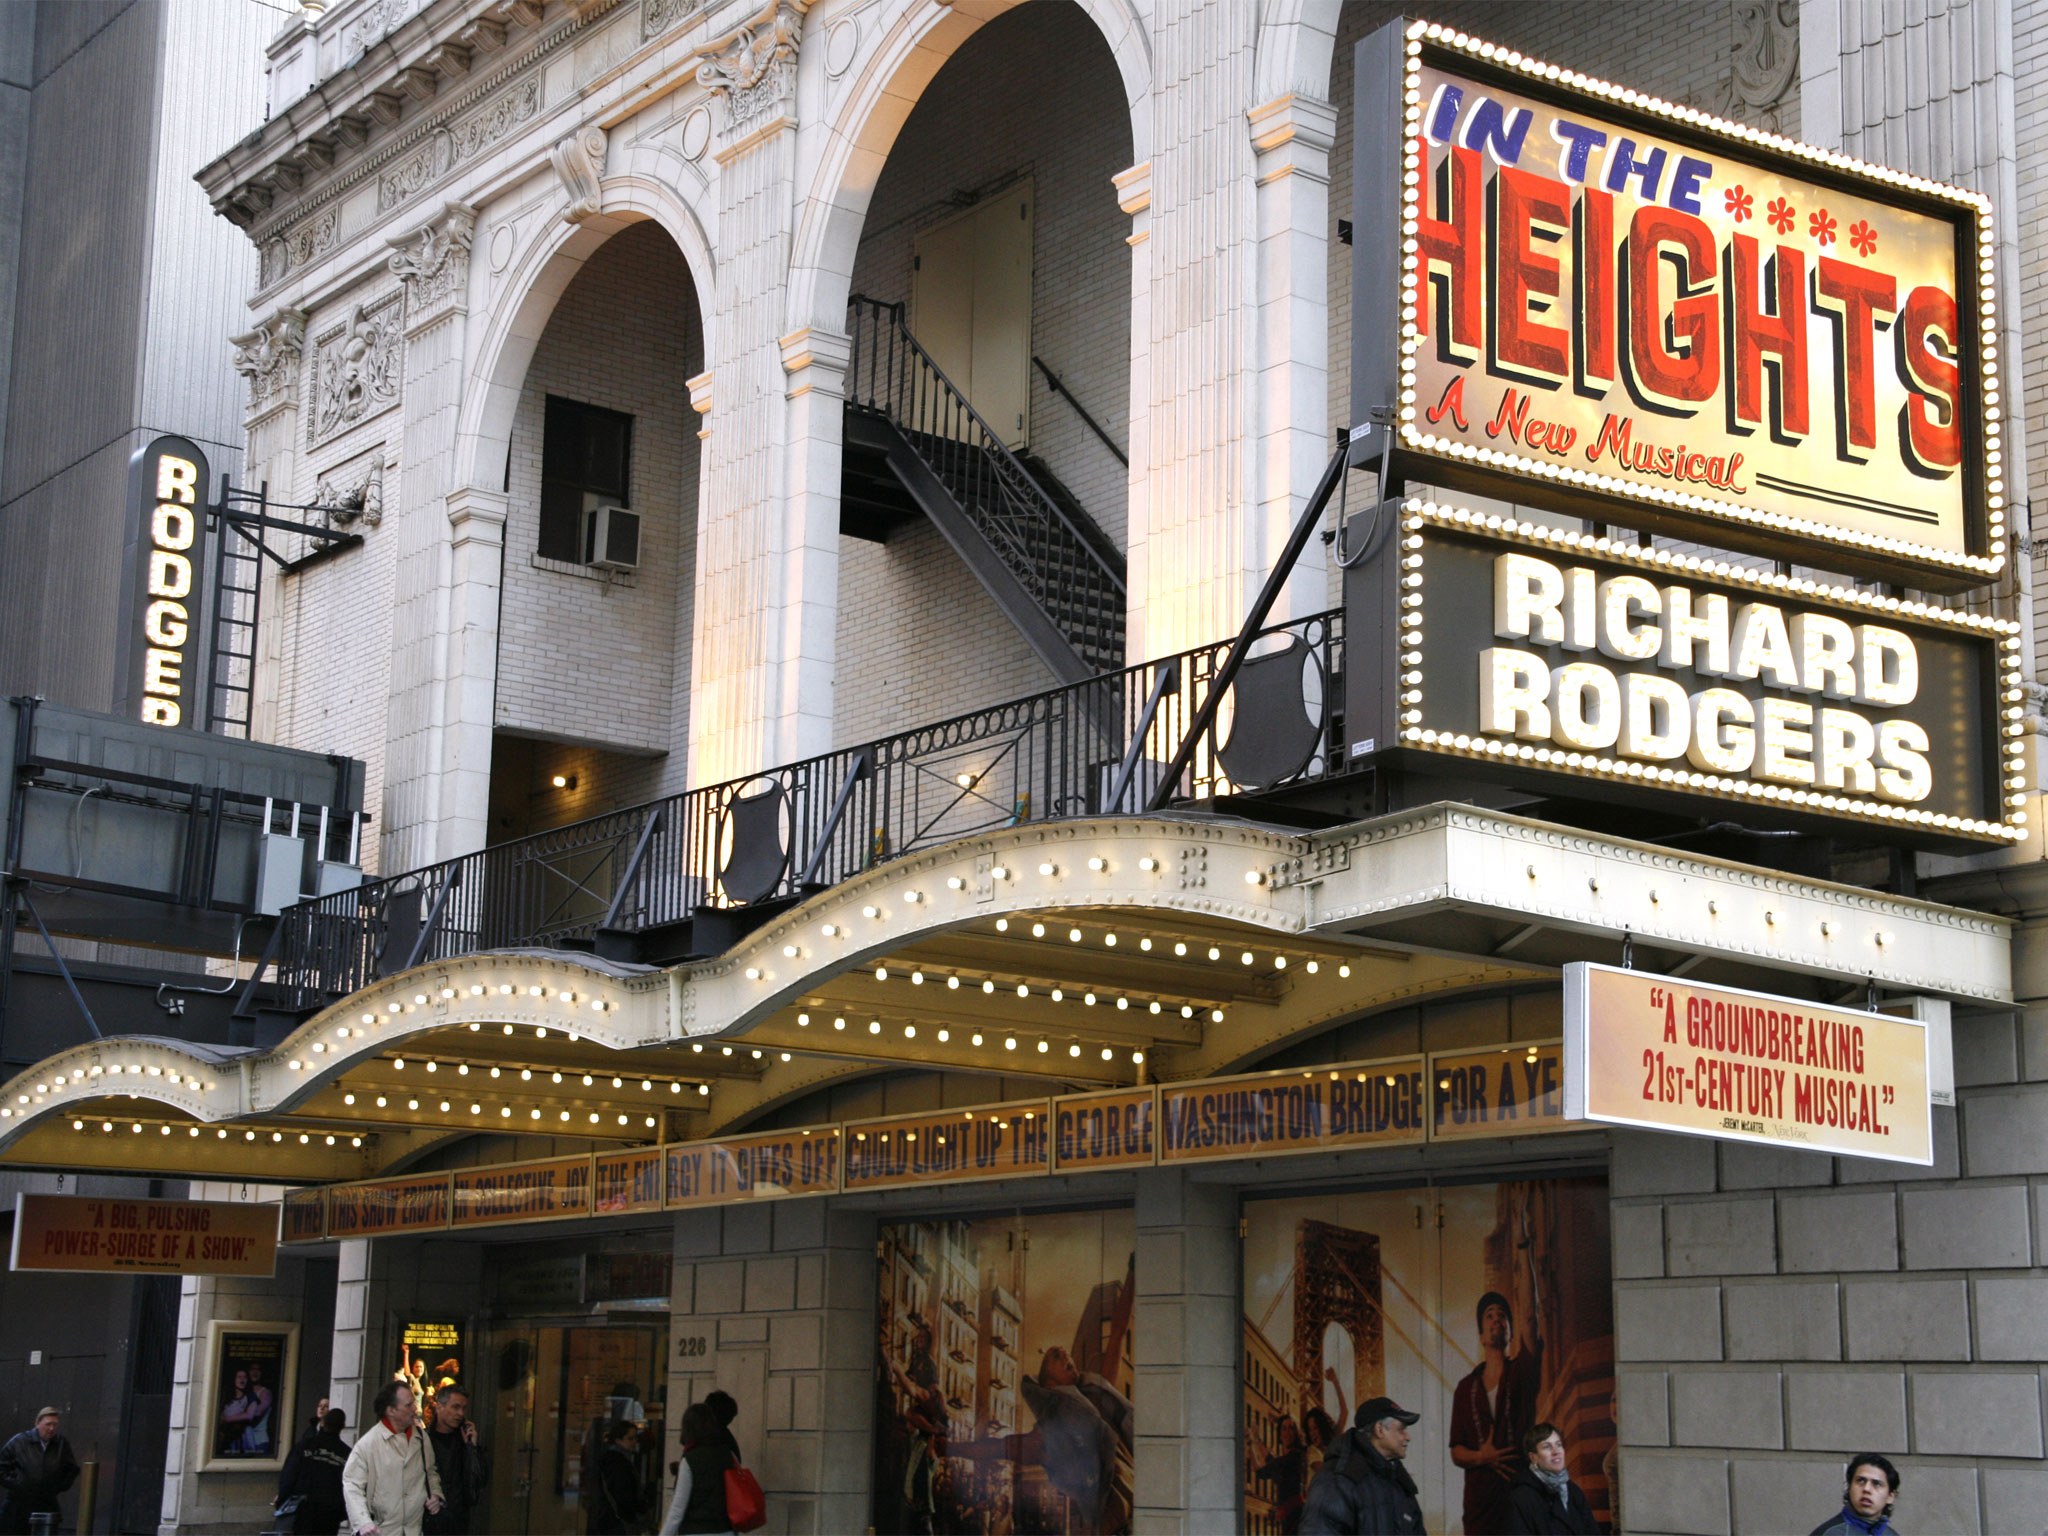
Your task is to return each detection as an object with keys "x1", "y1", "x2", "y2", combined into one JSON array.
[
  {"x1": 1808, "y1": 1454, "x2": 1901, "y2": 1536},
  {"x1": 1504, "y1": 1422, "x2": 1600, "y2": 1535}
]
